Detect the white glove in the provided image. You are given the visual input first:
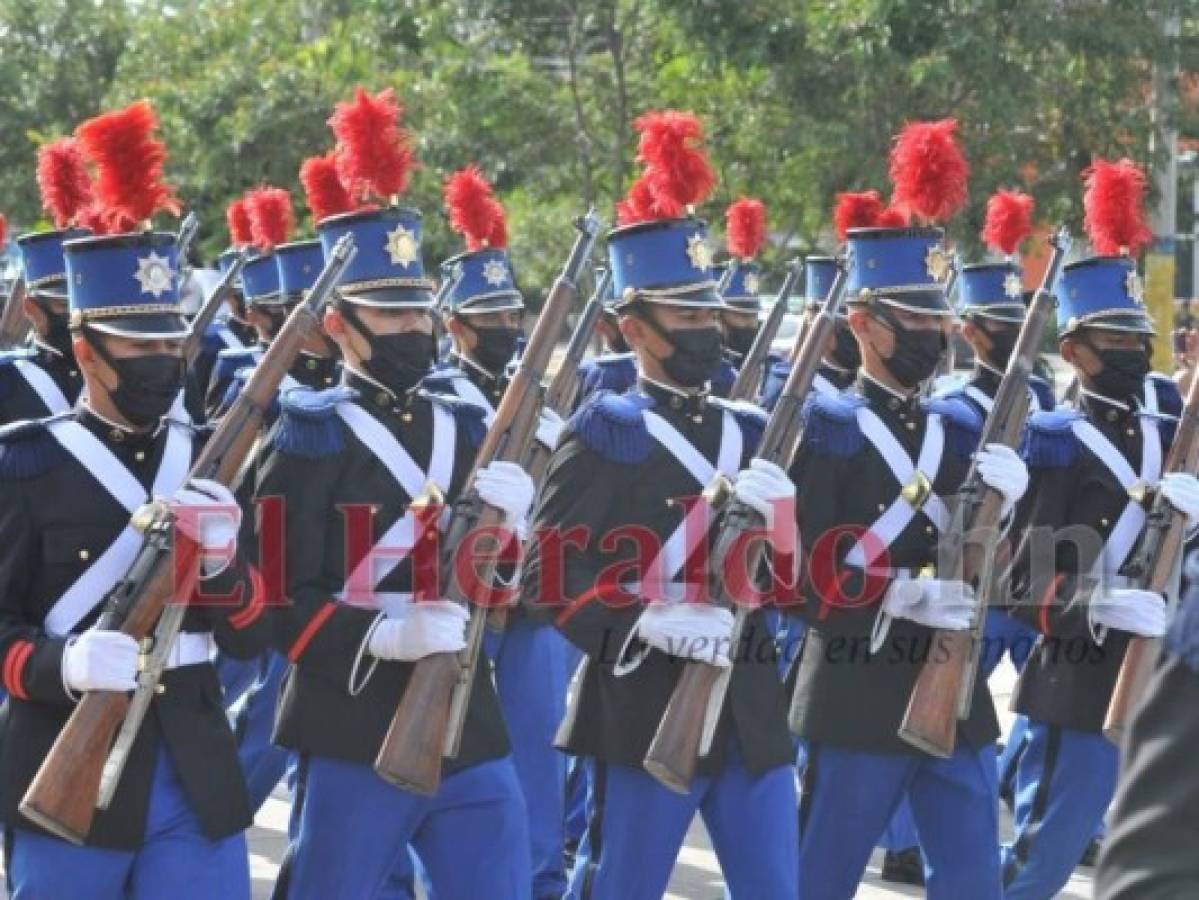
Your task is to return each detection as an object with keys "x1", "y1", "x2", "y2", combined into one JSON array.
[
  {"x1": 1090, "y1": 587, "x2": 1167, "y2": 638},
  {"x1": 1159, "y1": 472, "x2": 1199, "y2": 528},
  {"x1": 976, "y1": 443, "x2": 1029, "y2": 518},
  {"x1": 733, "y1": 458, "x2": 795, "y2": 520},
  {"x1": 63, "y1": 629, "x2": 139, "y2": 693},
  {"x1": 536, "y1": 408, "x2": 565, "y2": 449},
  {"x1": 637, "y1": 603, "x2": 734, "y2": 667},
  {"x1": 367, "y1": 601, "x2": 469, "y2": 662},
  {"x1": 474, "y1": 461, "x2": 535, "y2": 525},
  {"x1": 882, "y1": 577, "x2": 975, "y2": 631},
  {"x1": 172, "y1": 478, "x2": 242, "y2": 576}
]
